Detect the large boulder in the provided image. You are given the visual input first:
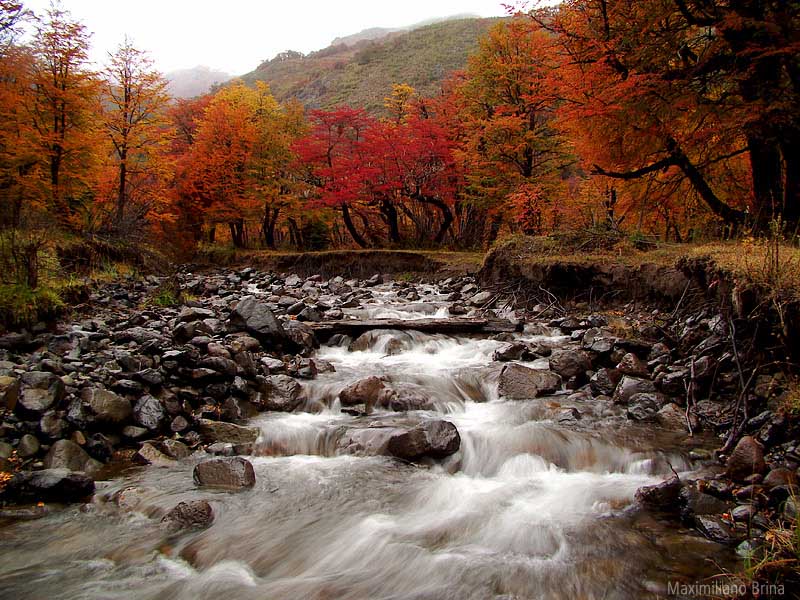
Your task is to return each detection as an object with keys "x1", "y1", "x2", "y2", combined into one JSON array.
[
  {"x1": 386, "y1": 420, "x2": 461, "y2": 461},
  {"x1": 548, "y1": 350, "x2": 591, "y2": 380},
  {"x1": 17, "y1": 372, "x2": 65, "y2": 415},
  {"x1": 43, "y1": 439, "x2": 102, "y2": 476},
  {"x1": 635, "y1": 477, "x2": 683, "y2": 512},
  {"x1": 589, "y1": 368, "x2": 622, "y2": 397},
  {"x1": 339, "y1": 377, "x2": 389, "y2": 408},
  {"x1": 196, "y1": 419, "x2": 260, "y2": 445},
  {"x1": 193, "y1": 457, "x2": 256, "y2": 489},
  {"x1": 133, "y1": 395, "x2": 166, "y2": 431},
  {"x1": 161, "y1": 500, "x2": 215, "y2": 531},
  {"x1": 726, "y1": 436, "x2": 766, "y2": 481},
  {"x1": 2, "y1": 469, "x2": 94, "y2": 503},
  {"x1": 228, "y1": 296, "x2": 287, "y2": 345},
  {"x1": 498, "y1": 364, "x2": 561, "y2": 399},
  {"x1": 82, "y1": 388, "x2": 132, "y2": 425}
]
